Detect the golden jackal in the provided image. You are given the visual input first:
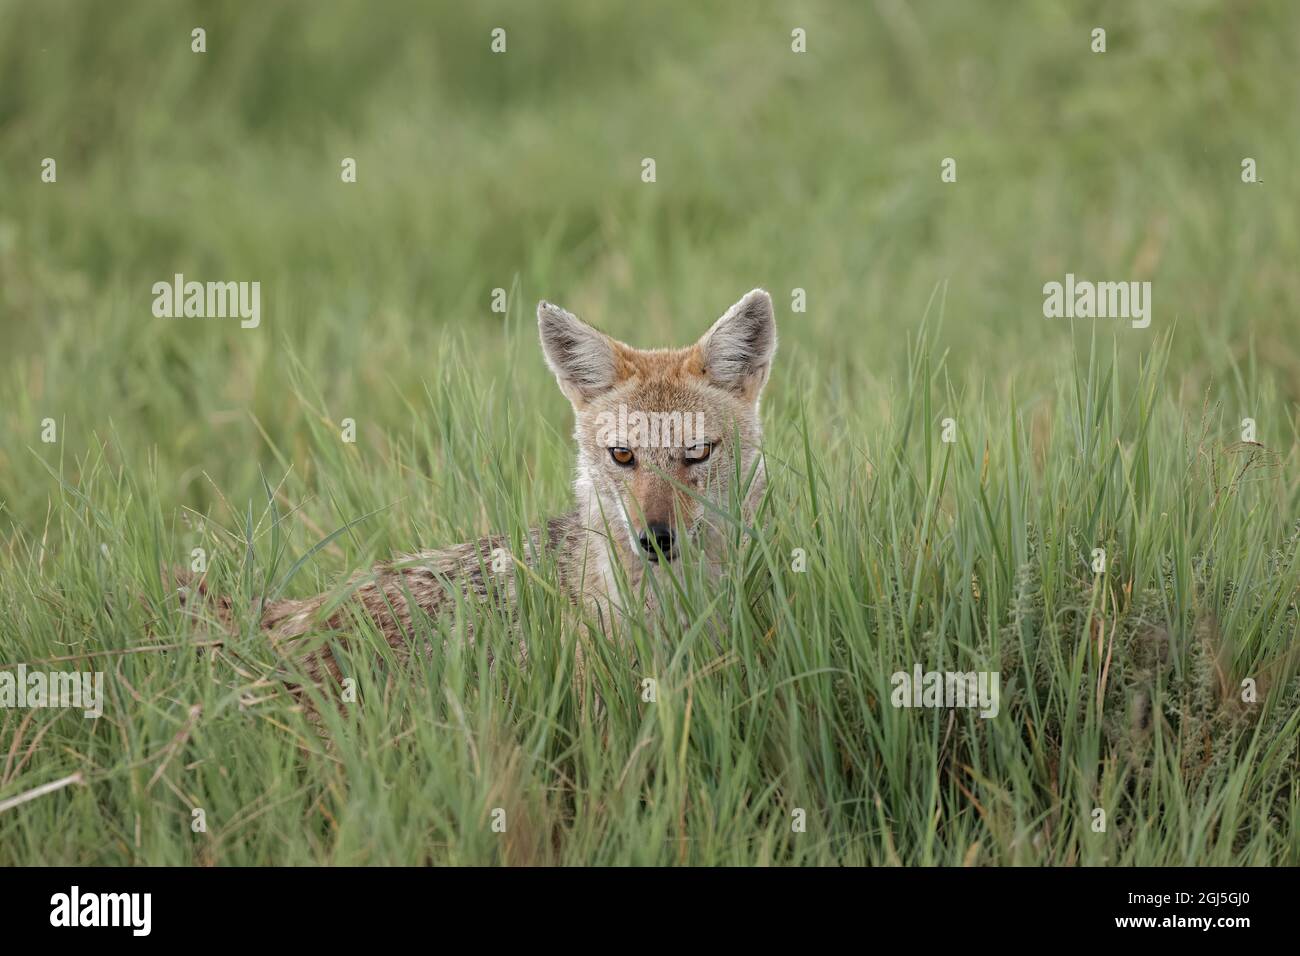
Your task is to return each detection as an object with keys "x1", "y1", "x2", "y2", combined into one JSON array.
[{"x1": 204, "y1": 289, "x2": 776, "y2": 680}]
